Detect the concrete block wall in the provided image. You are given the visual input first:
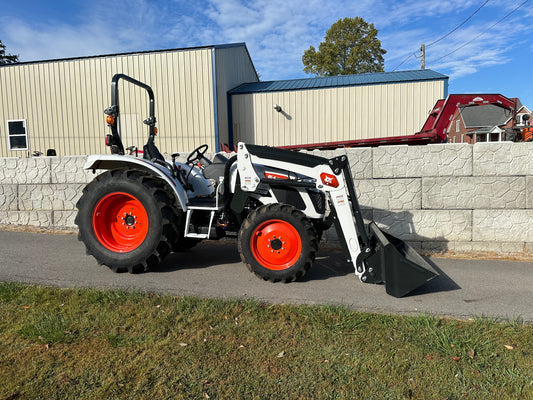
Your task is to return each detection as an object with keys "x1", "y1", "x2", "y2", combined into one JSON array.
[
  {"x1": 0, "y1": 156, "x2": 93, "y2": 229},
  {"x1": 1, "y1": 142, "x2": 533, "y2": 256},
  {"x1": 308, "y1": 142, "x2": 533, "y2": 256}
]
